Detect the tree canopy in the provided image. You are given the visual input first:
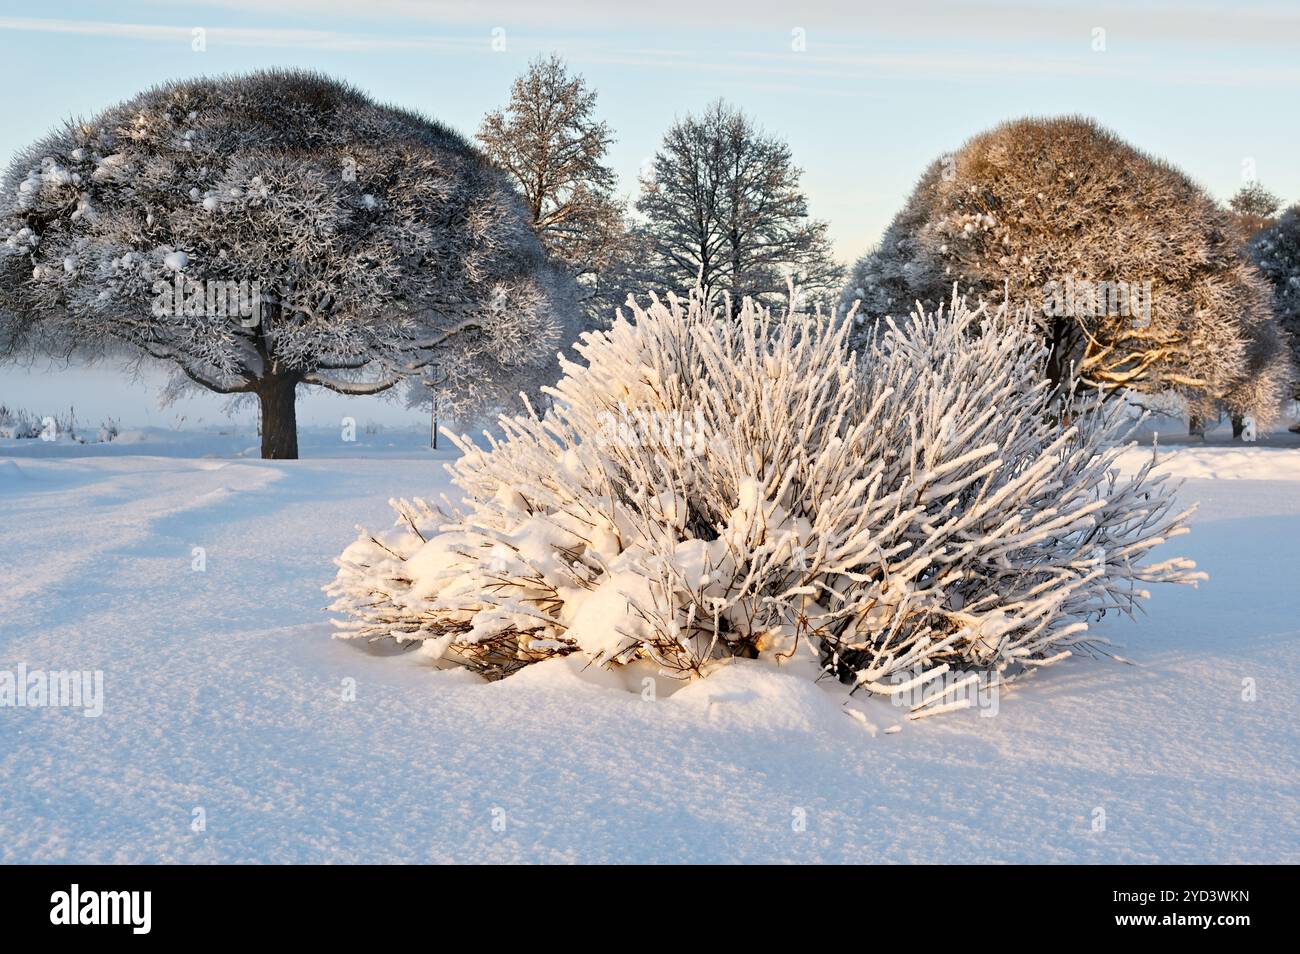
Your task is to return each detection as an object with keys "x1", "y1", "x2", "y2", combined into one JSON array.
[
  {"x1": 0, "y1": 69, "x2": 567, "y2": 457},
  {"x1": 841, "y1": 116, "x2": 1290, "y2": 427}
]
